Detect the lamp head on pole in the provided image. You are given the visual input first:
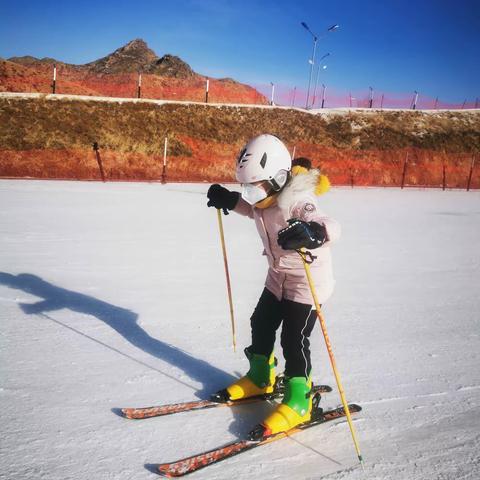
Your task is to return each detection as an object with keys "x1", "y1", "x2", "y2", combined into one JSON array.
[
  {"x1": 328, "y1": 24, "x2": 340, "y2": 31},
  {"x1": 301, "y1": 21, "x2": 317, "y2": 40}
]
